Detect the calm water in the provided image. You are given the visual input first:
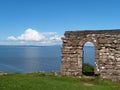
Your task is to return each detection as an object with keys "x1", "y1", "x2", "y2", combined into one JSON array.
[
  {"x1": 83, "y1": 46, "x2": 95, "y2": 65},
  {"x1": 0, "y1": 46, "x2": 95, "y2": 73}
]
